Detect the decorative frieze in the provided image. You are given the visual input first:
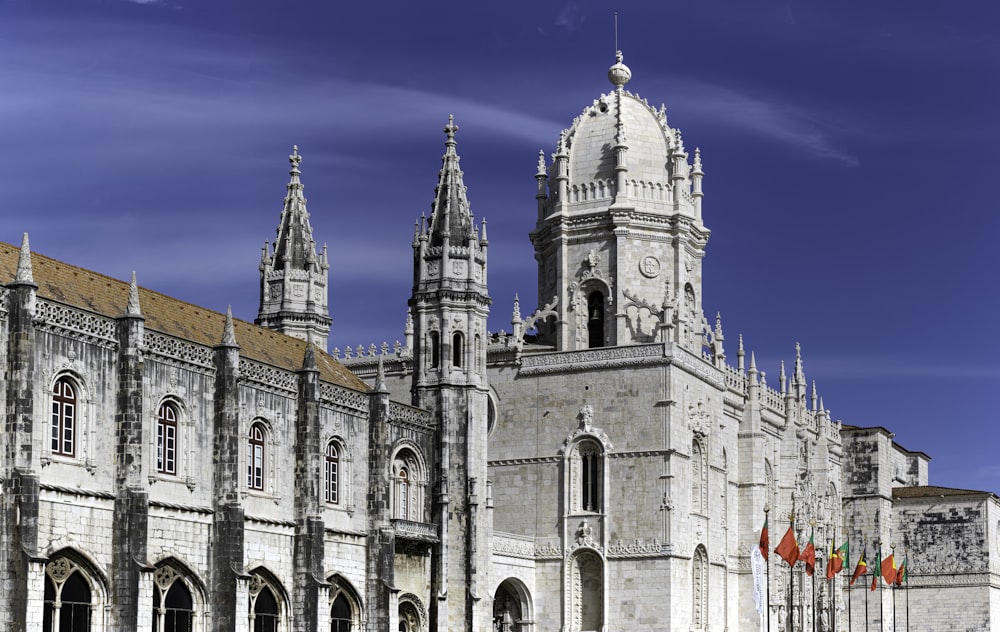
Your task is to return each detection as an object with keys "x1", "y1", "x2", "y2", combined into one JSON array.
[
  {"x1": 320, "y1": 382, "x2": 369, "y2": 415},
  {"x1": 35, "y1": 299, "x2": 116, "y2": 345},
  {"x1": 147, "y1": 331, "x2": 213, "y2": 368},
  {"x1": 492, "y1": 533, "x2": 535, "y2": 559},
  {"x1": 607, "y1": 538, "x2": 665, "y2": 558},
  {"x1": 519, "y1": 343, "x2": 665, "y2": 376}
]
